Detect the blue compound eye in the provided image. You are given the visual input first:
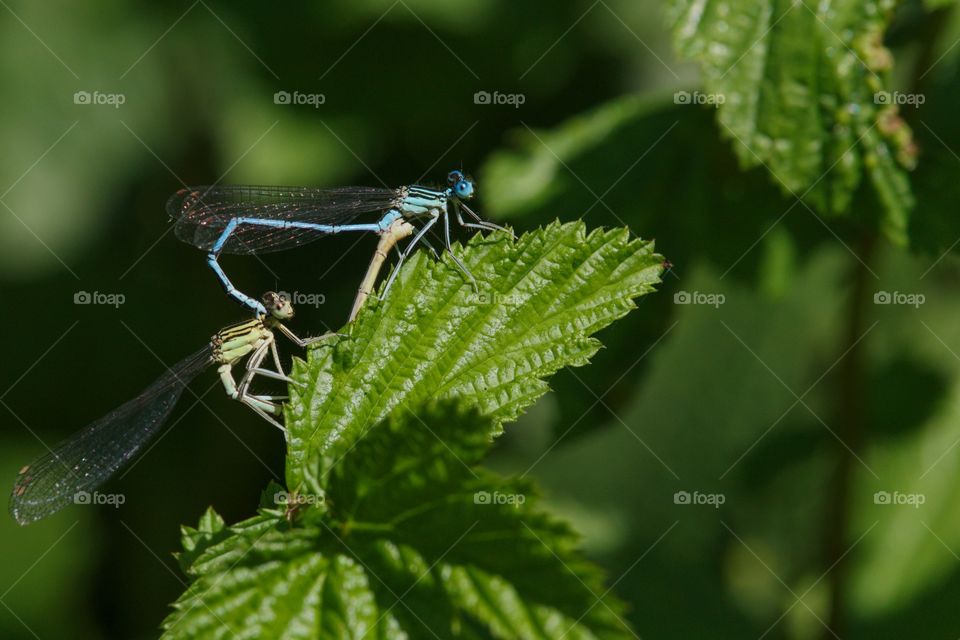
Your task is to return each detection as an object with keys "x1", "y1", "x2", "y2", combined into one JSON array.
[
  {"x1": 455, "y1": 179, "x2": 474, "y2": 199},
  {"x1": 447, "y1": 170, "x2": 464, "y2": 186}
]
